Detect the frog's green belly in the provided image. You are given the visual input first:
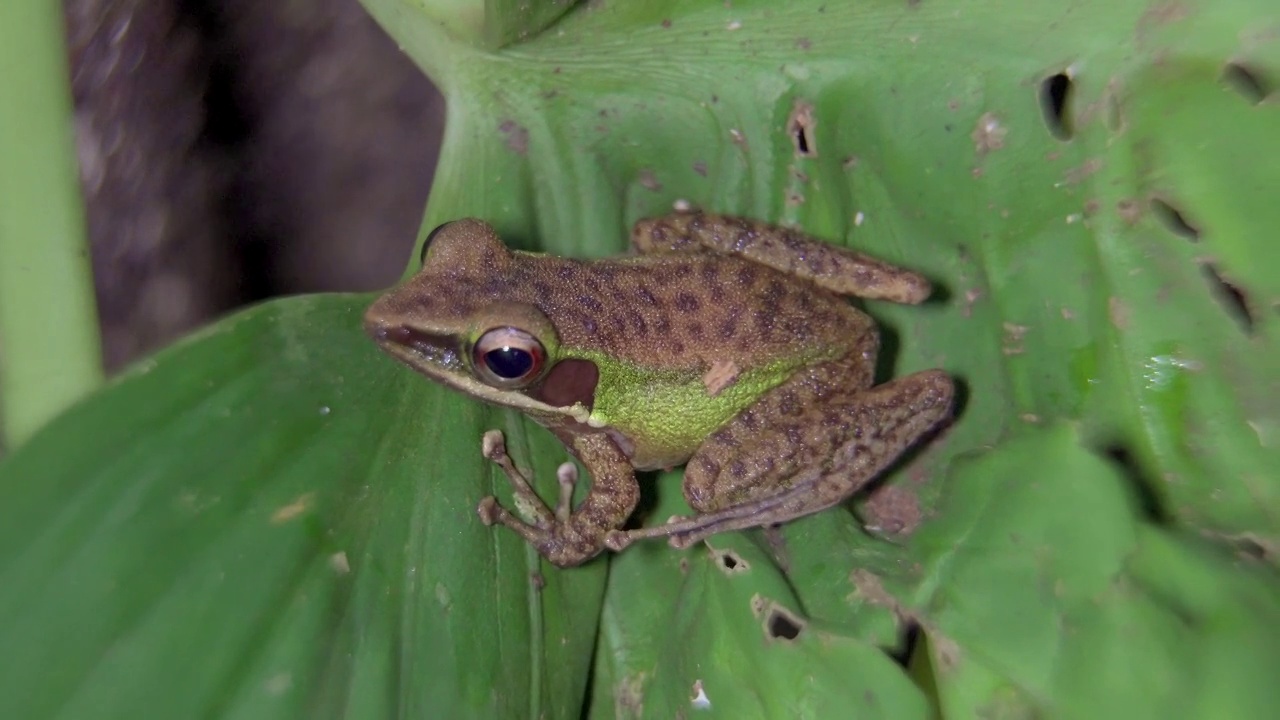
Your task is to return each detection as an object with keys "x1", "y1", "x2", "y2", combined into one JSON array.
[{"x1": 586, "y1": 361, "x2": 797, "y2": 471}]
